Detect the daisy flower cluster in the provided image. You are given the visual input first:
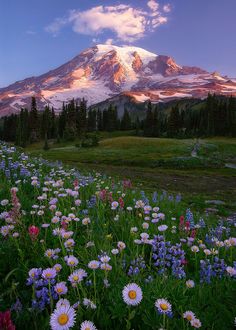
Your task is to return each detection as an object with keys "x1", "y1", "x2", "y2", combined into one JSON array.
[{"x1": 0, "y1": 142, "x2": 235, "y2": 329}]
